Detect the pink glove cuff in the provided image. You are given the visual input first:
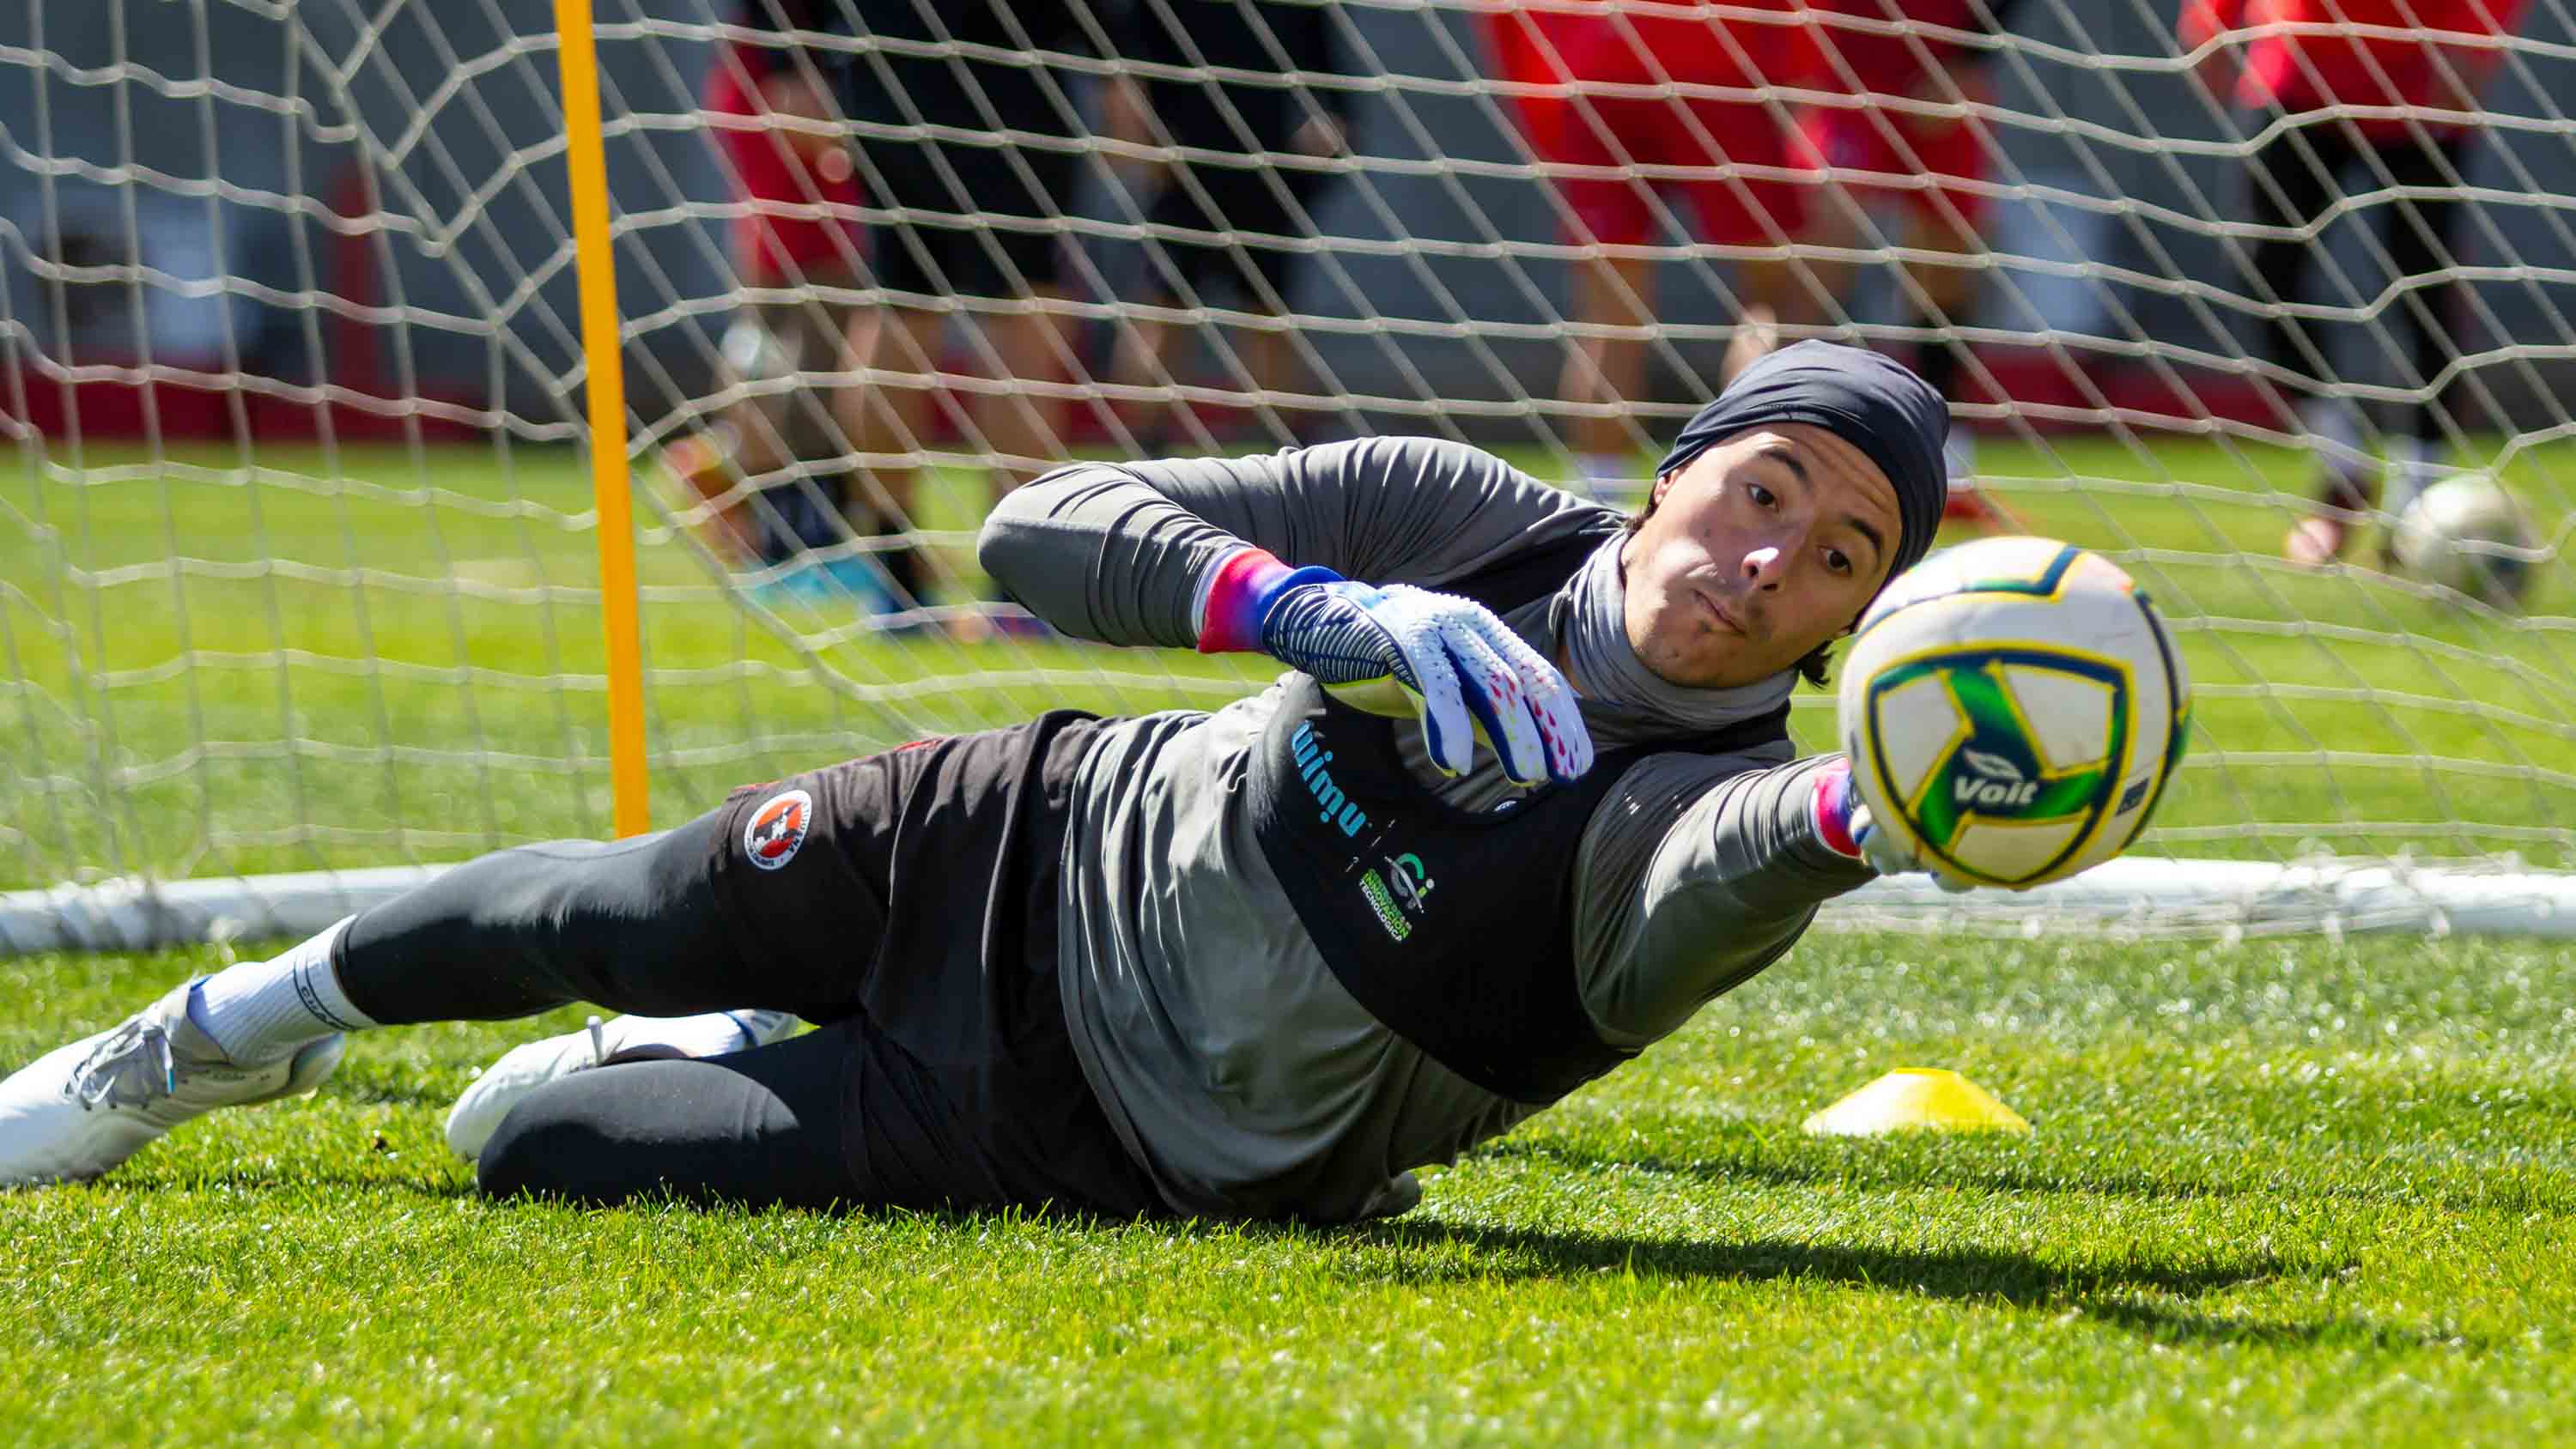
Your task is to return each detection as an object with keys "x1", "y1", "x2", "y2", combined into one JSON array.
[
  {"x1": 1813, "y1": 756, "x2": 1863, "y2": 860},
  {"x1": 1194, "y1": 547, "x2": 1297, "y2": 654}
]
